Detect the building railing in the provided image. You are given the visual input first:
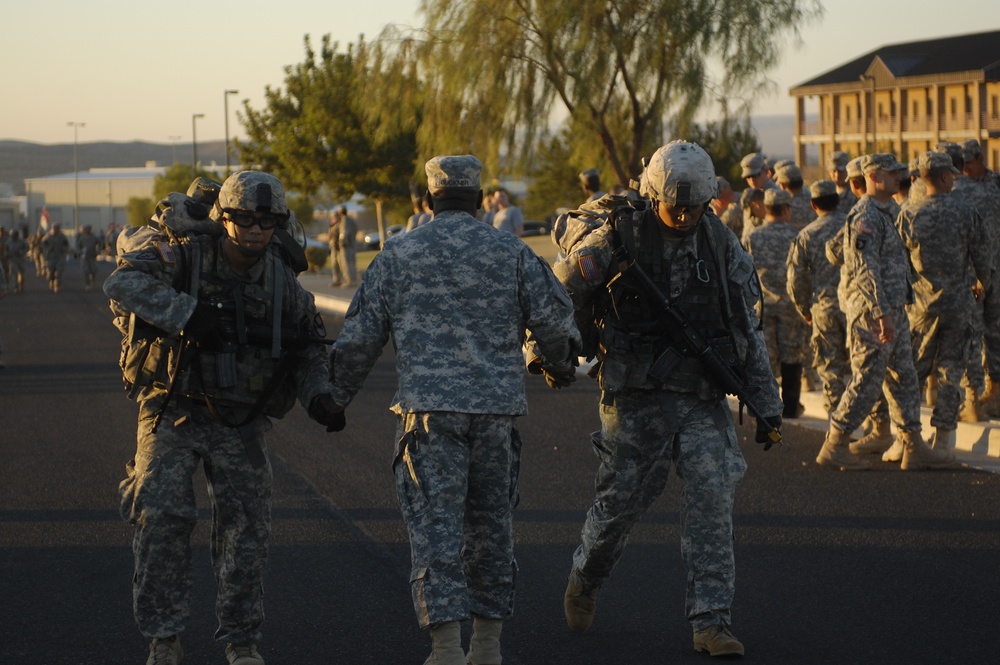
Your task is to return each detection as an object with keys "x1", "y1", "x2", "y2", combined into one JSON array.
[{"x1": 801, "y1": 112, "x2": 1000, "y2": 136}]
